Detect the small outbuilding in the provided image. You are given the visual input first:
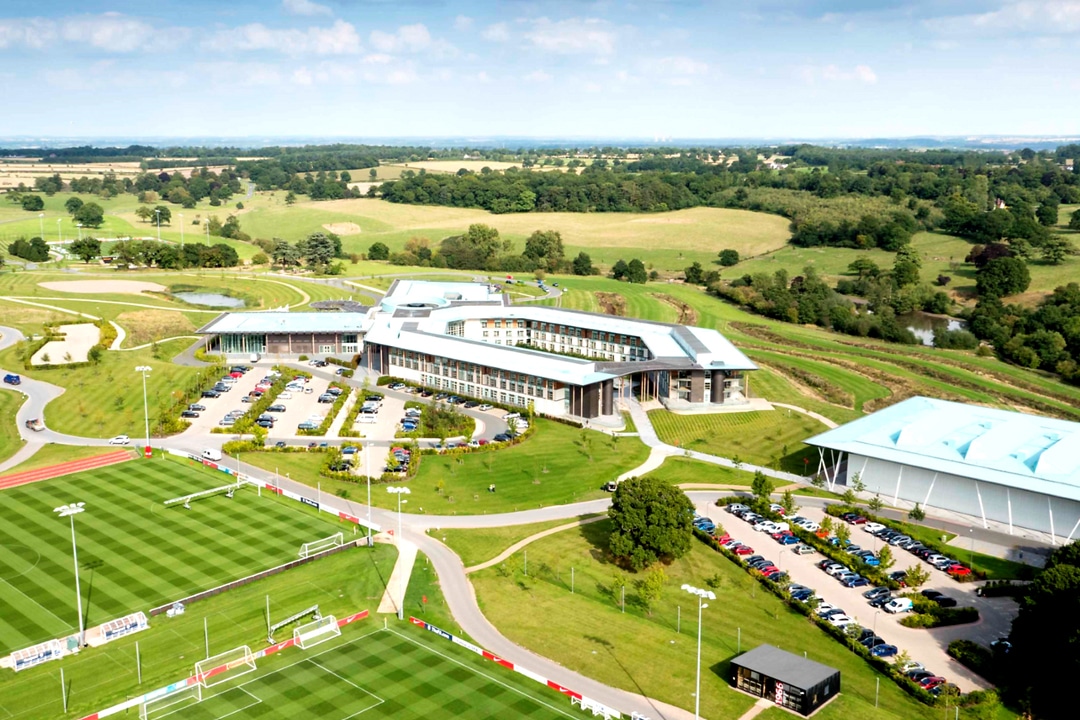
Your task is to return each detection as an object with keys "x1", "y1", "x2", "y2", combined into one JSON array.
[{"x1": 730, "y1": 645, "x2": 840, "y2": 716}]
